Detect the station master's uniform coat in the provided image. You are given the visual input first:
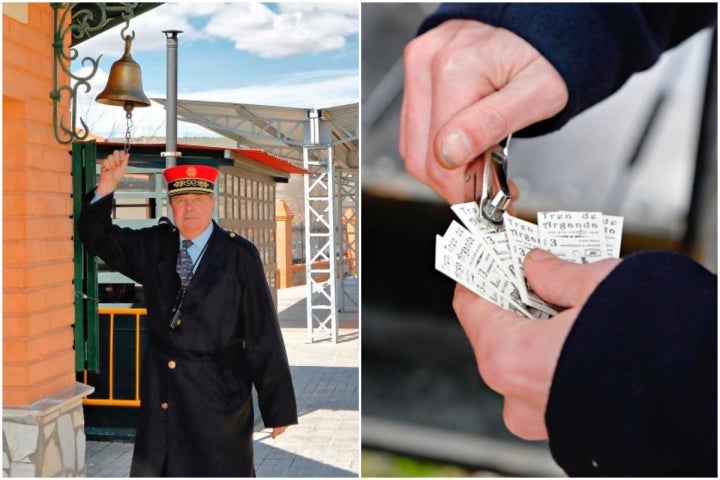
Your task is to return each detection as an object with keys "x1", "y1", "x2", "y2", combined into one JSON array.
[{"x1": 79, "y1": 190, "x2": 298, "y2": 477}]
